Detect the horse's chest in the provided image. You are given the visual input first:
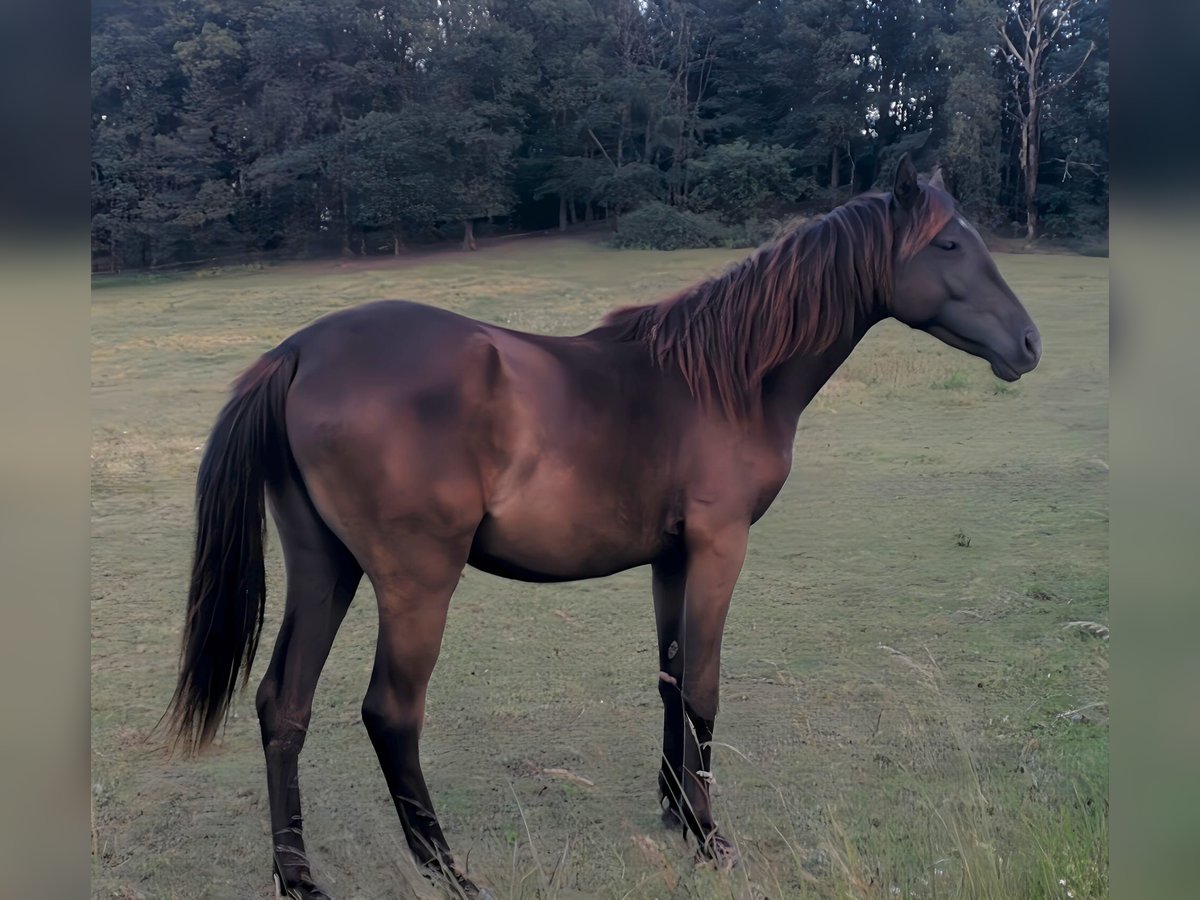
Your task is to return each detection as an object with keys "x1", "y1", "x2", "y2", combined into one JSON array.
[{"x1": 748, "y1": 448, "x2": 794, "y2": 522}]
